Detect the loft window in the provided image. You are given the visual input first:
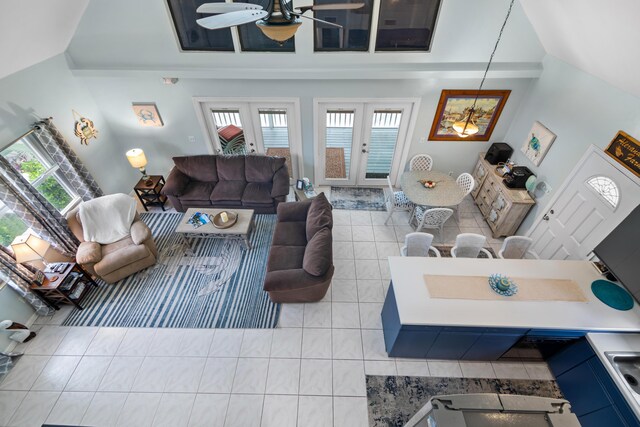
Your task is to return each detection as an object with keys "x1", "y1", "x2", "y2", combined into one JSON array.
[
  {"x1": 167, "y1": 0, "x2": 235, "y2": 51},
  {"x1": 314, "y1": 0, "x2": 373, "y2": 51},
  {"x1": 238, "y1": 0, "x2": 295, "y2": 52},
  {"x1": 586, "y1": 176, "x2": 619, "y2": 208},
  {"x1": 375, "y1": 0, "x2": 441, "y2": 51}
]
